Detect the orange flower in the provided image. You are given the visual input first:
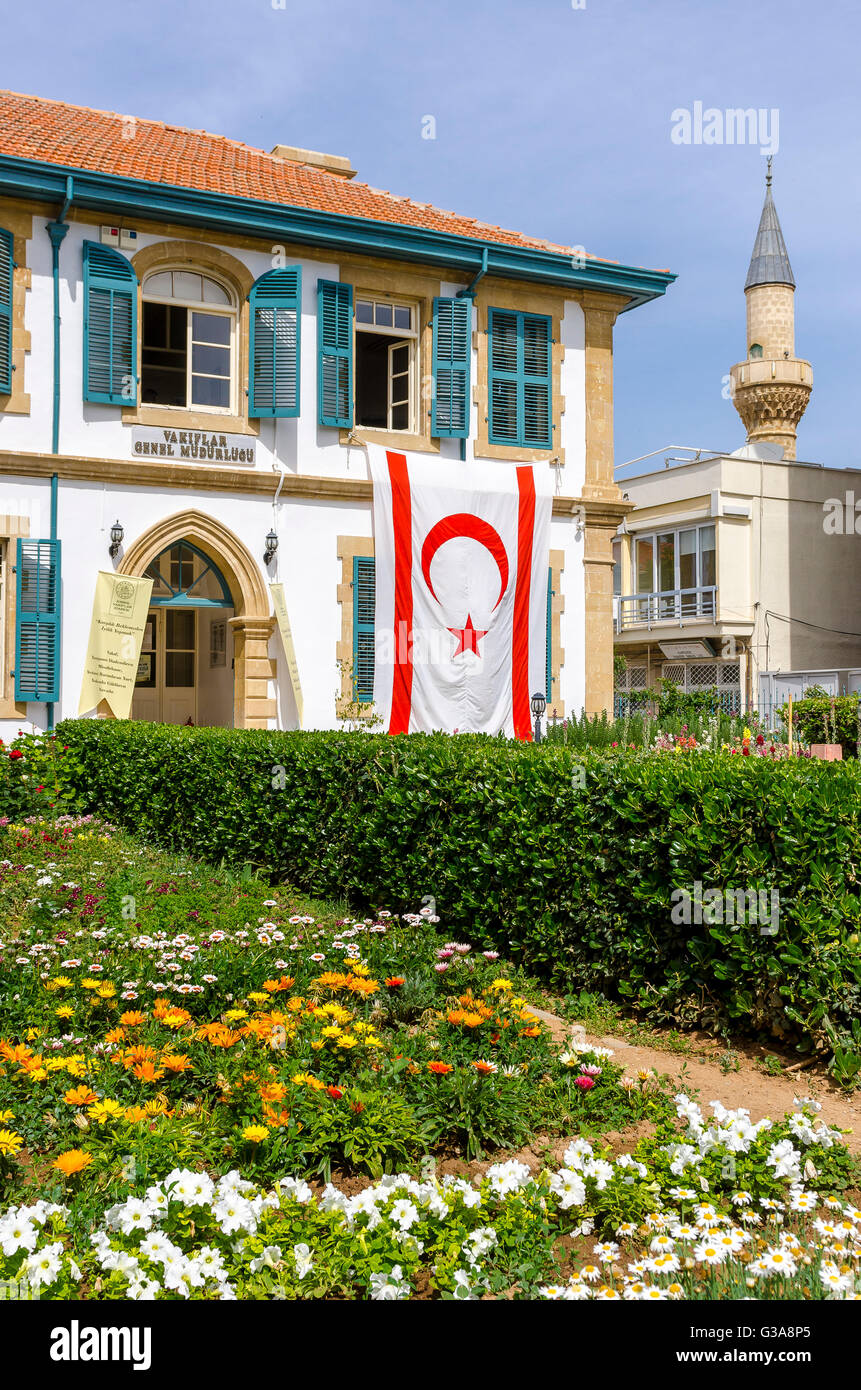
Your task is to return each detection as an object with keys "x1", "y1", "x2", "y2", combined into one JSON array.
[
  {"x1": 120, "y1": 1044, "x2": 158, "y2": 1068},
  {"x1": 120, "y1": 1011, "x2": 146, "y2": 1027},
  {"x1": 161, "y1": 1054, "x2": 192, "y2": 1072},
  {"x1": 472, "y1": 1060, "x2": 498, "y2": 1075},
  {"x1": 207, "y1": 1028, "x2": 241, "y2": 1049},
  {"x1": 64, "y1": 1085, "x2": 99, "y2": 1106},
  {"x1": 131, "y1": 1060, "x2": 165, "y2": 1082},
  {"x1": 259, "y1": 1080, "x2": 287, "y2": 1102},
  {"x1": 124, "y1": 1106, "x2": 149, "y2": 1123},
  {"x1": 521, "y1": 1027, "x2": 542, "y2": 1038},
  {"x1": 105, "y1": 1027, "x2": 126, "y2": 1045},
  {"x1": 428, "y1": 1061, "x2": 453, "y2": 1074},
  {"x1": 385, "y1": 977, "x2": 406, "y2": 988},
  {"x1": 263, "y1": 975, "x2": 295, "y2": 993},
  {"x1": 347, "y1": 976, "x2": 379, "y2": 998},
  {"x1": 53, "y1": 1149, "x2": 93, "y2": 1176}
]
